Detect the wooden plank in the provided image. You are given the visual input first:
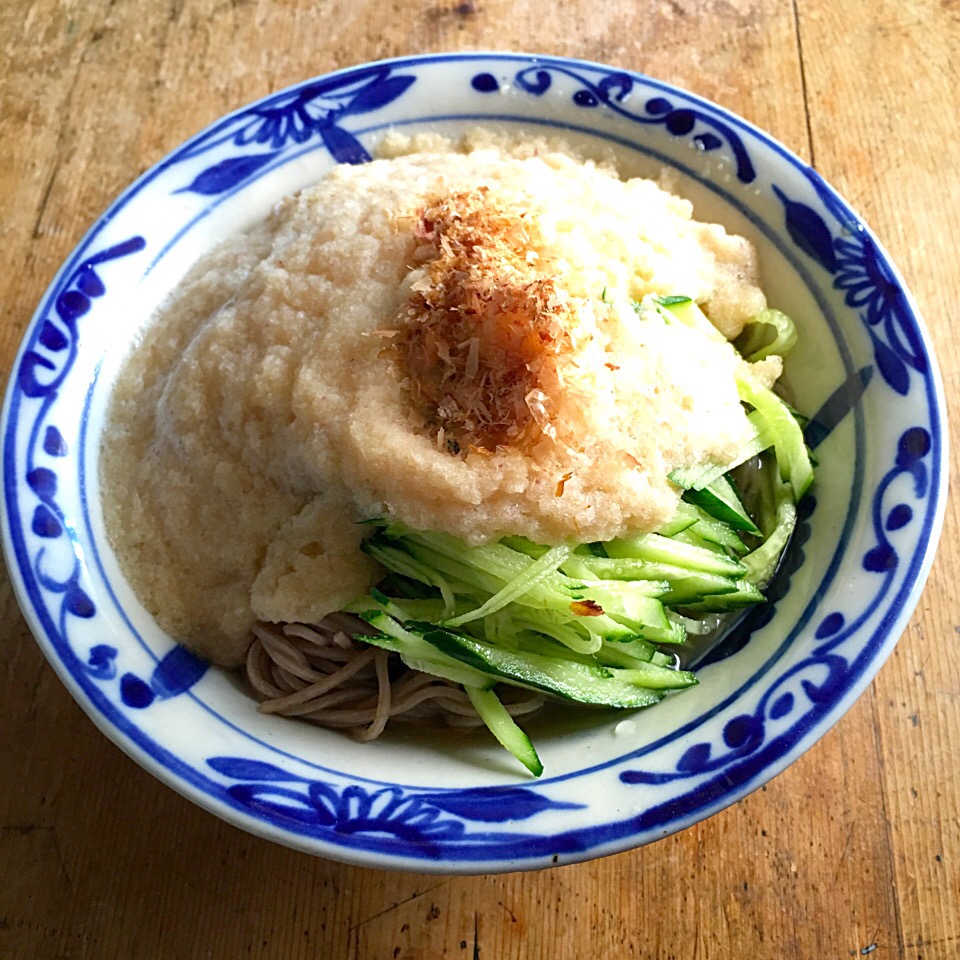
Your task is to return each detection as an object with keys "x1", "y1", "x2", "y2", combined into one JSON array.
[
  {"x1": 796, "y1": 0, "x2": 960, "y2": 956},
  {"x1": 0, "y1": 0, "x2": 957, "y2": 957}
]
